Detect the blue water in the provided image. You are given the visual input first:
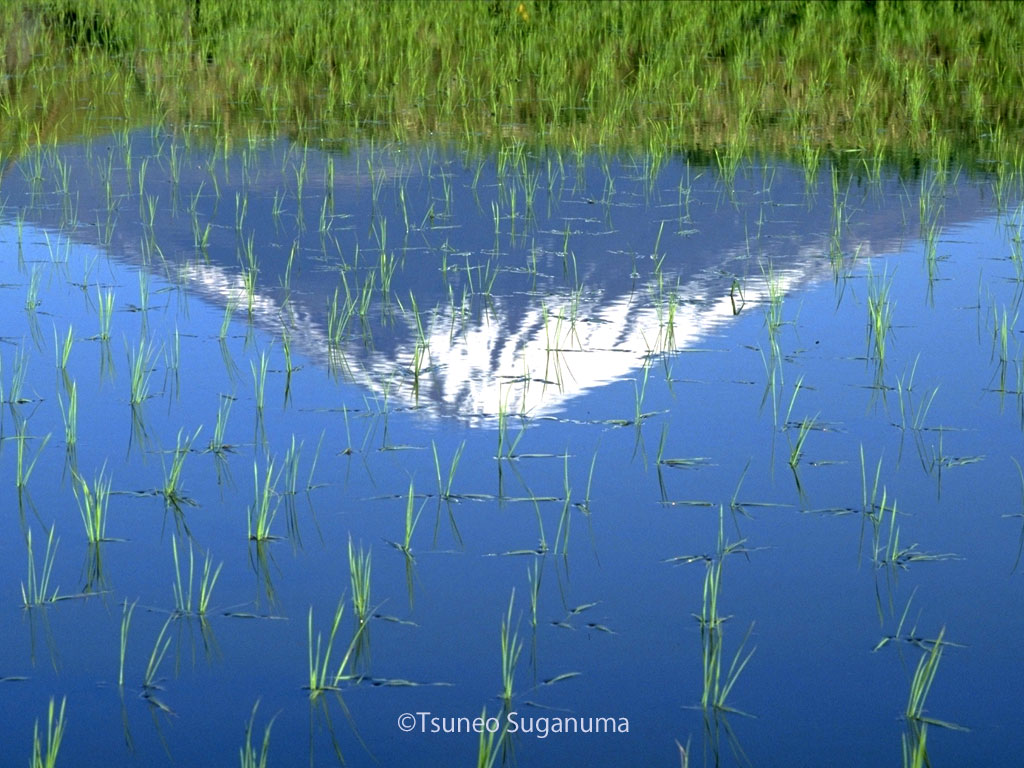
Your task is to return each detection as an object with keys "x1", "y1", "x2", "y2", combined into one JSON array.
[{"x1": 0, "y1": 137, "x2": 1021, "y2": 766}]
